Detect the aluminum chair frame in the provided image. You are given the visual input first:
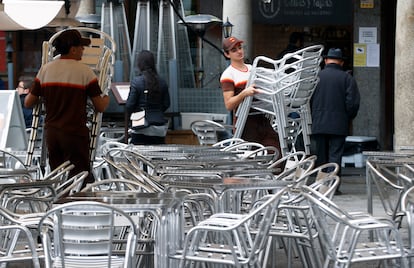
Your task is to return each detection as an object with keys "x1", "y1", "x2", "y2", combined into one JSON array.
[
  {"x1": 0, "y1": 224, "x2": 41, "y2": 268},
  {"x1": 296, "y1": 162, "x2": 340, "y2": 187},
  {"x1": 261, "y1": 176, "x2": 339, "y2": 268},
  {"x1": 213, "y1": 137, "x2": 245, "y2": 149},
  {"x1": 170, "y1": 187, "x2": 288, "y2": 268},
  {"x1": 302, "y1": 185, "x2": 408, "y2": 268},
  {"x1": 0, "y1": 180, "x2": 56, "y2": 214},
  {"x1": 274, "y1": 156, "x2": 316, "y2": 187},
  {"x1": 366, "y1": 160, "x2": 412, "y2": 228},
  {"x1": 38, "y1": 201, "x2": 138, "y2": 268},
  {"x1": 267, "y1": 150, "x2": 307, "y2": 171}
]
